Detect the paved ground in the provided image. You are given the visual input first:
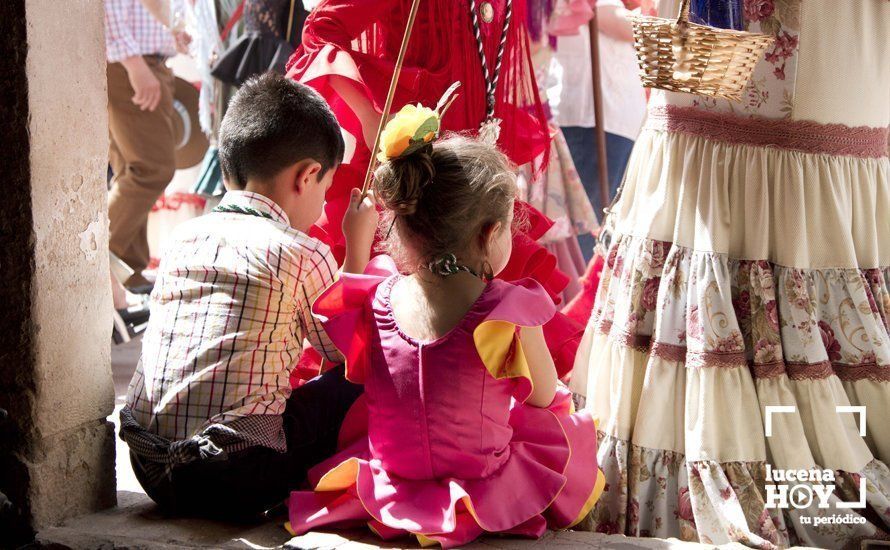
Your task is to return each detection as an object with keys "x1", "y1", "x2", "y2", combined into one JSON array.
[
  {"x1": 111, "y1": 334, "x2": 145, "y2": 494},
  {"x1": 37, "y1": 490, "x2": 729, "y2": 549}
]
